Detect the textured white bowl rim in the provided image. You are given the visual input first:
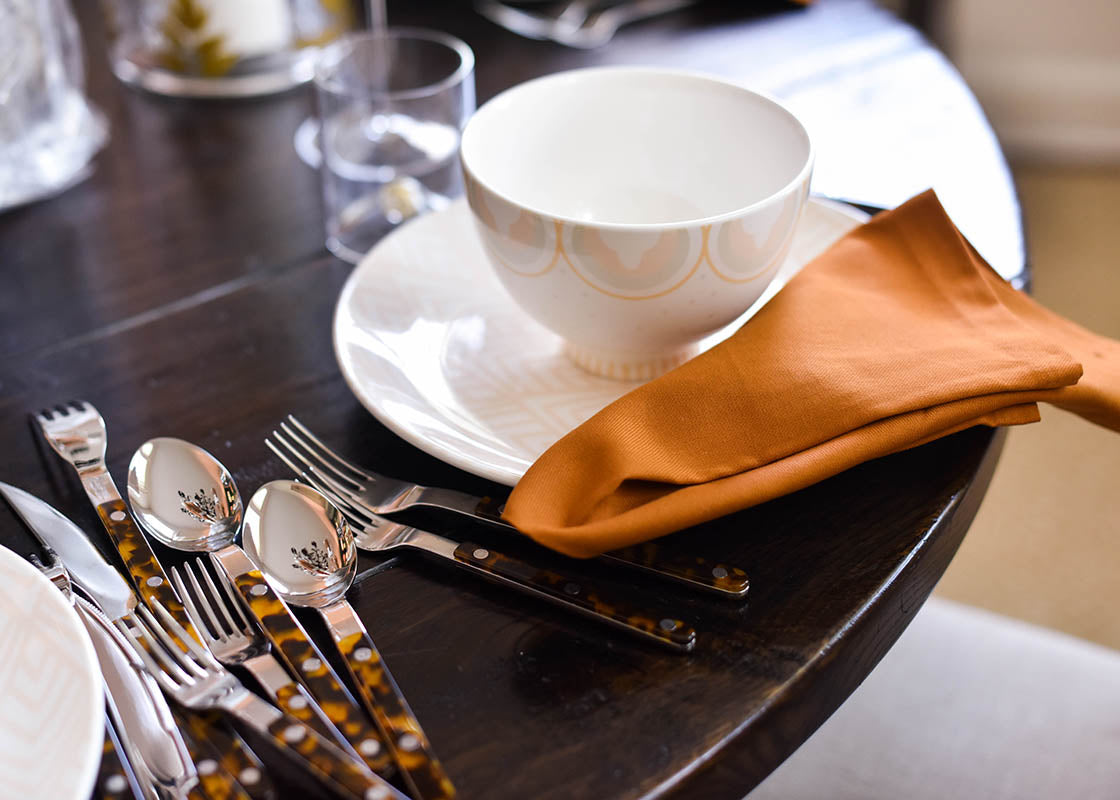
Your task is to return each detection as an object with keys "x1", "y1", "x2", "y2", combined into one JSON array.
[
  {"x1": 0, "y1": 545, "x2": 103, "y2": 800},
  {"x1": 459, "y1": 65, "x2": 815, "y2": 231}
]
